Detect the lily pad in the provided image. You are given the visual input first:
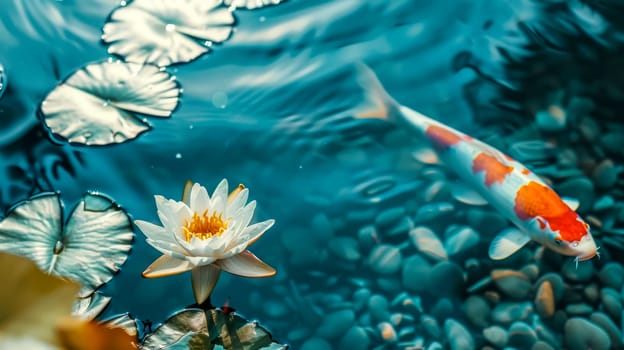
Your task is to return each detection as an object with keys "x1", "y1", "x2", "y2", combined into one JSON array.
[
  {"x1": 224, "y1": 0, "x2": 286, "y2": 10},
  {"x1": 103, "y1": 313, "x2": 140, "y2": 339},
  {"x1": 141, "y1": 308, "x2": 288, "y2": 350},
  {"x1": 102, "y1": 0, "x2": 235, "y2": 67},
  {"x1": 40, "y1": 60, "x2": 180, "y2": 146},
  {"x1": 0, "y1": 192, "x2": 134, "y2": 297},
  {"x1": 0, "y1": 63, "x2": 5, "y2": 99},
  {"x1": 72, "y1": 292, "x2": 112, "y2": 320}
]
